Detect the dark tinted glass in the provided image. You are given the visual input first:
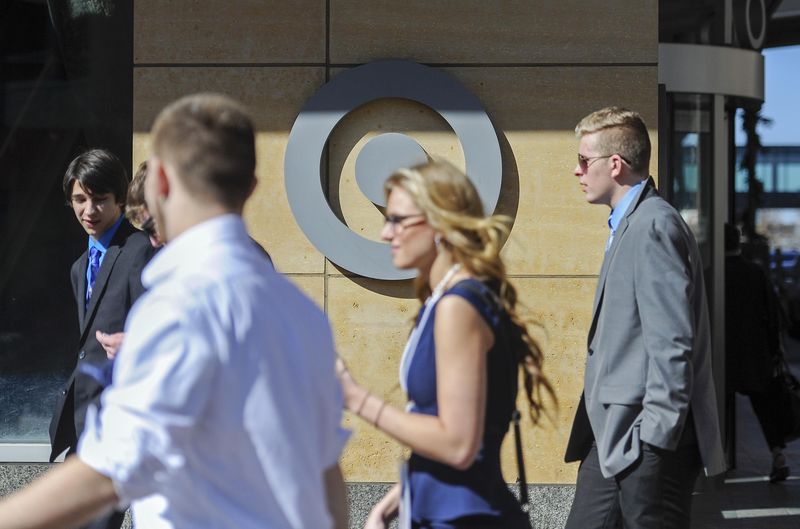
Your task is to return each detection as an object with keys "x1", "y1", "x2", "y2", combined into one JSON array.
[{"x1": 0, "y1": 0, "x2": 132, "y2": 444}]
